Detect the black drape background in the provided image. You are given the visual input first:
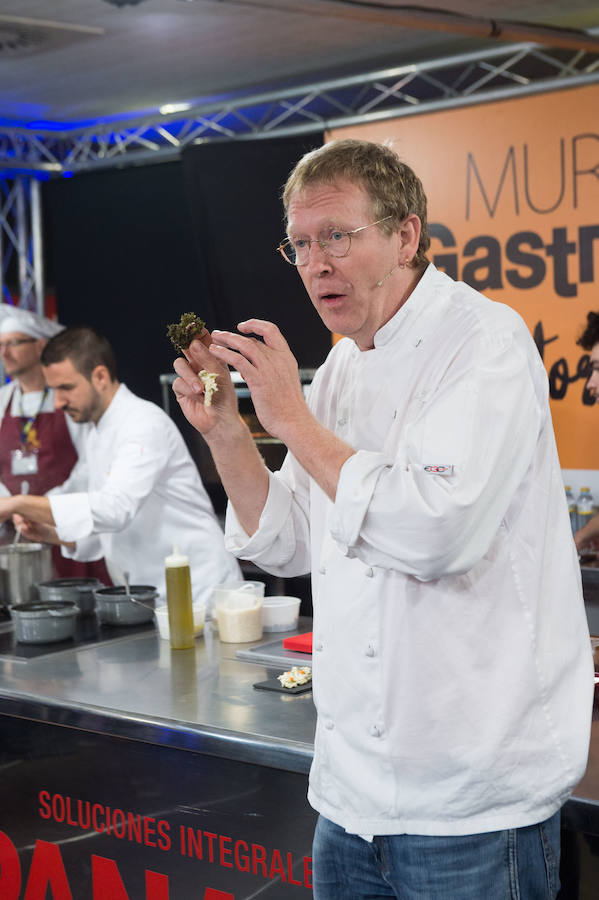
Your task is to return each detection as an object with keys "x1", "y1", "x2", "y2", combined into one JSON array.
[
  {"x1": 43, "y1": 132, "x2": 327, "y2": 409},
  {"x1": 179, "y1": 134, "x2": 328, "y2": 361}
]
